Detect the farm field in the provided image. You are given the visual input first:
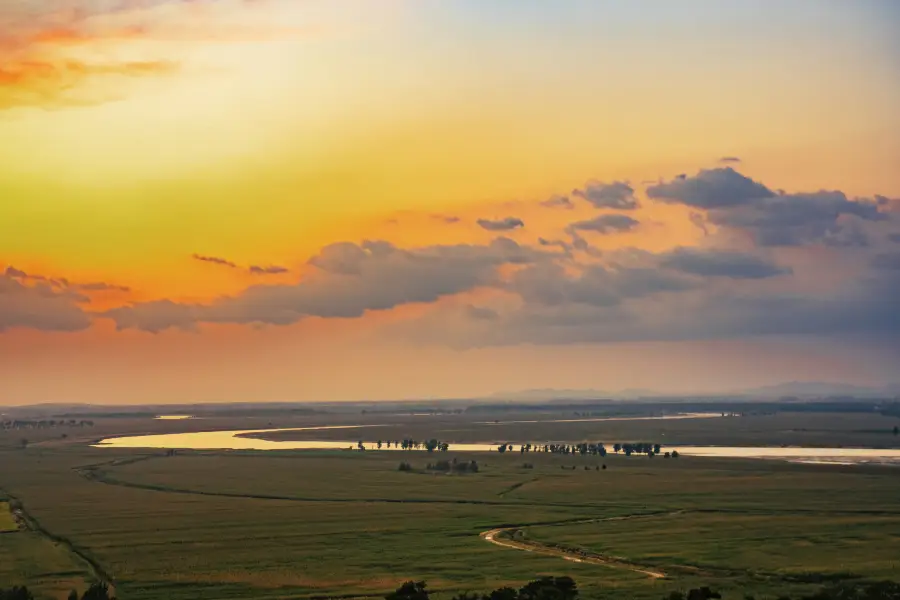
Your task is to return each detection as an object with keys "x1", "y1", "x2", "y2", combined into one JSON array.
[
  {"x1": 1, "y1": 410, "x2": 899, "y2": 600},
  {"x1": 0, "y1": 502, "x2": 18, "y2": 532}
]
